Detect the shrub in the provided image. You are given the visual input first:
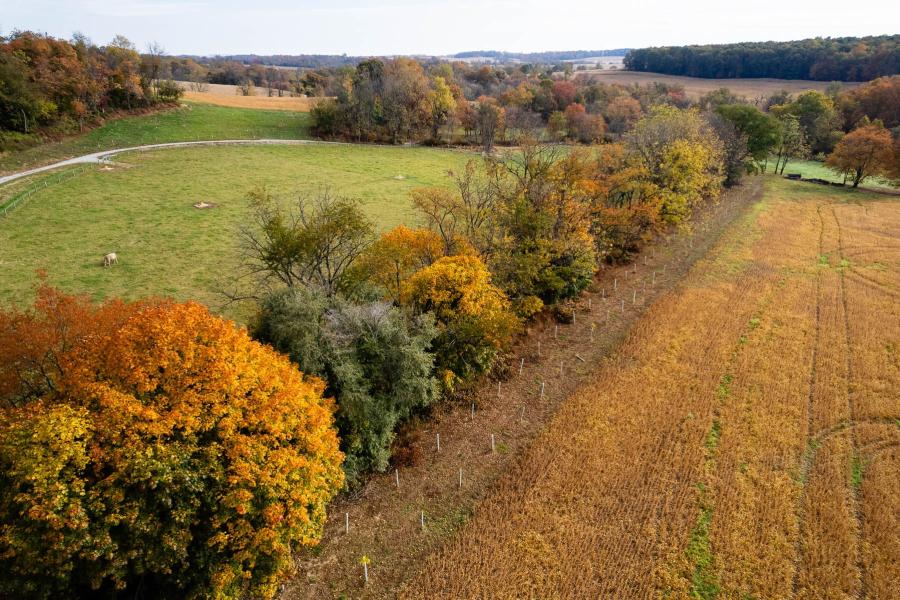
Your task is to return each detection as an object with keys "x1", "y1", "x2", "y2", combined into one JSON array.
[
  {"x1": 0, "y1": 286, "x2": 344, "y2": 599},
  {"x1": 253, "y1": 287, "x2": 438, "y2": 484},
  {"x1": 407, "y1": 255, "x2": 519, "y2": 386}
]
